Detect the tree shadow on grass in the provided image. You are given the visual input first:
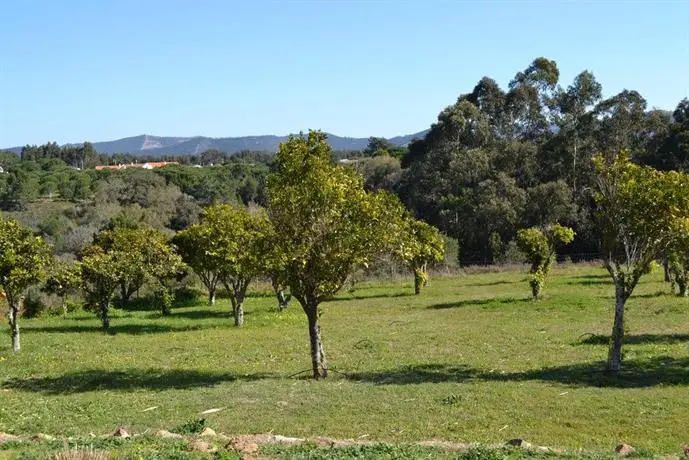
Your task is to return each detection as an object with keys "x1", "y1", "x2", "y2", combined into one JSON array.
[
  {"x1": 596, "y1": 290, "x2": 669, "y2": 300},
  {"x1": 569, "y1": 274, "x2": 609, "y2": 280},
  {"x1": 463, "y1": 280, "x2": 517, "y2": 287},
  {"x1": 1, "y1": 369, "x2": 274, "y2": 394},
  {"x1": 634, "y1": 290, "x2": 670, "y2": 299},
  {"x1": 147, "y1": 309, "x2": 237, "y2": 320},
  {"x1": 577, "y1": 333, "x2": 689, "y2": 345},
  {"x1": 429, "y1": 297, "x2": 530, "y2": 309},
  {"x1": 494, "y1": 356, "x2": 689, "y2": 388},
  {"x1": 333, "y1": 291, "x2": 412, "y2": 302},
  {"x1": 347, "y1": 356, "x2": 689, "y2": 388},
  {"x1": 22, "y1": 323, "x2": 214, "y2": 335},
  {"x1": 348, "y1": 364, "x2": 478, "y2": 384},
  {"x1": 566, "y1": 279, "x2": 611, "y2": 286}
]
